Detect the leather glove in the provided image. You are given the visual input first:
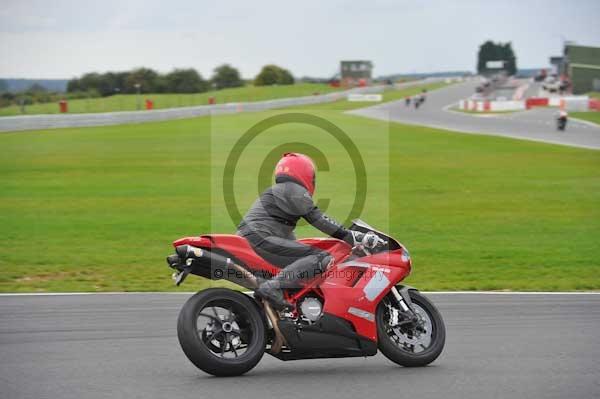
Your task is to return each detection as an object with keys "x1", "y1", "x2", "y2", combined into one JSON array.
[
  {"x1": 362, "y1": 231, "x2": 383, "y2": 249},
  {"x1": 344, "y1": 230, "x2": 365, "y2": 246},
  {"x1": 344, "y1": 230, "x2": 386, "y2": 250}
]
